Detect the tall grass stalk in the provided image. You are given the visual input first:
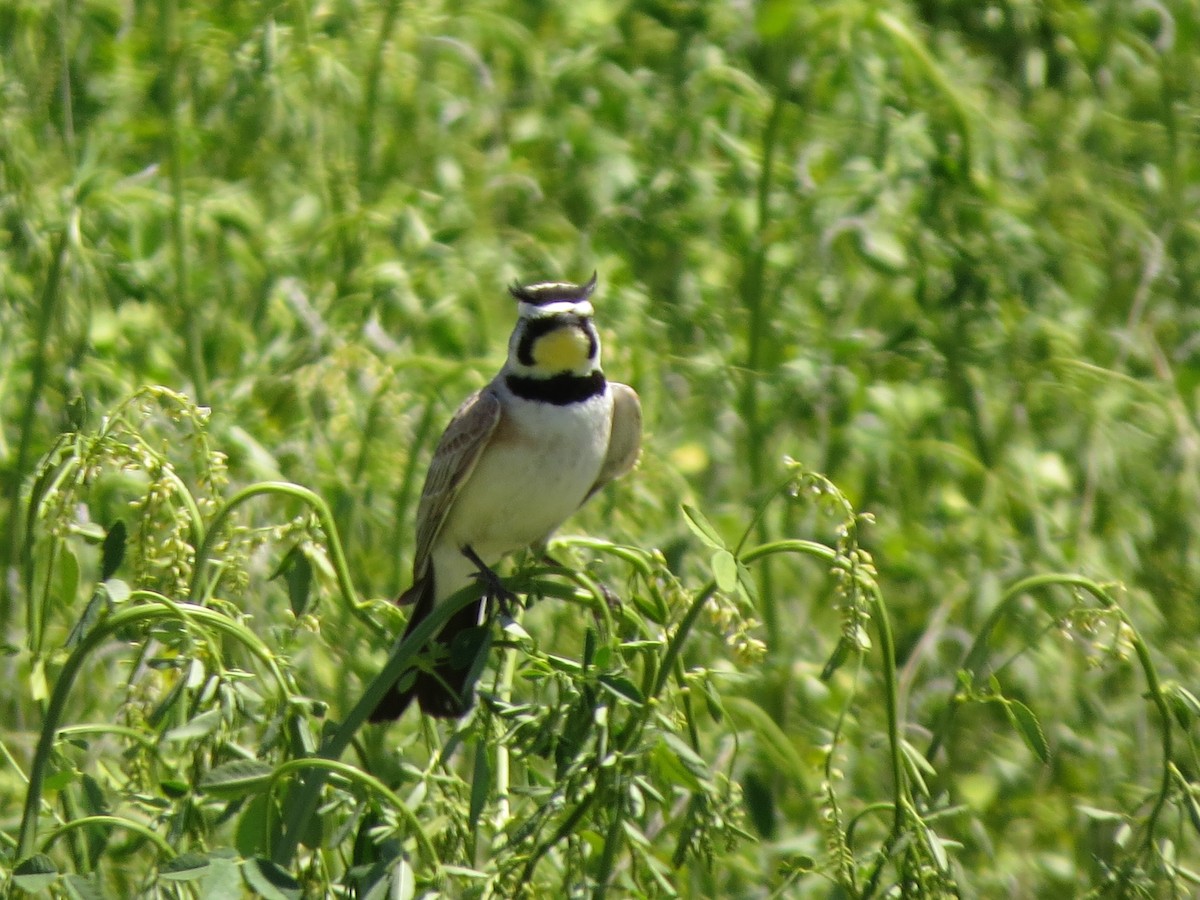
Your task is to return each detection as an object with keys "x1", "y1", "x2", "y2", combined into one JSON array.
[
  {"x1": 3, "y1": 228, "x2": 69, "y2": 627},
  {"x1": 159, "y1": 0, "x2": 208, "y2": 404}
]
